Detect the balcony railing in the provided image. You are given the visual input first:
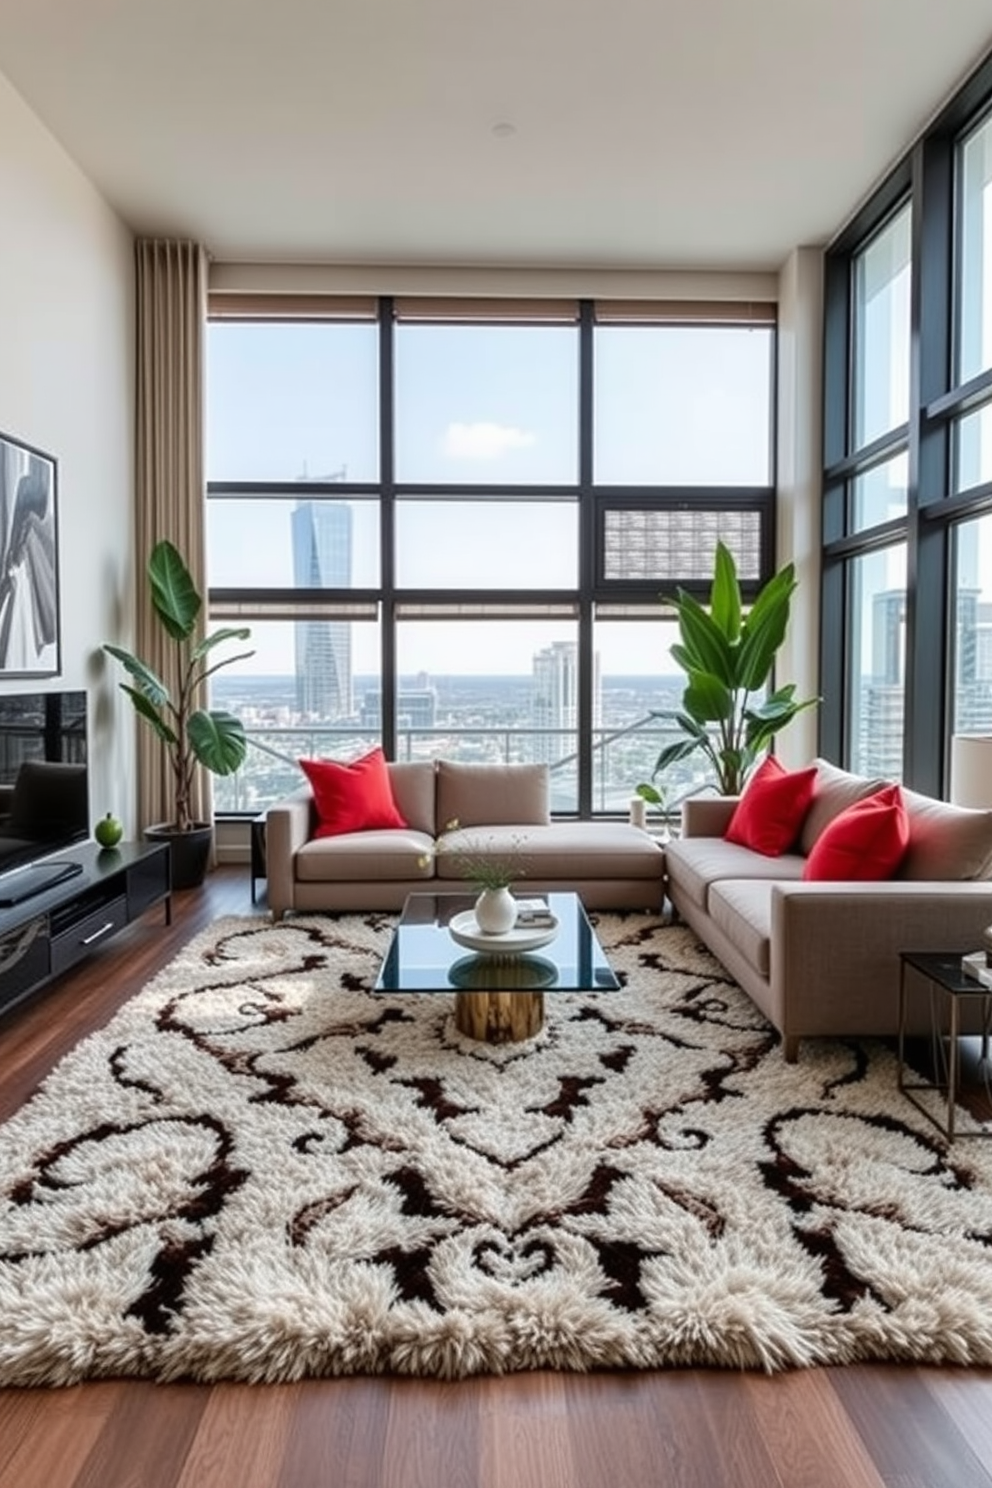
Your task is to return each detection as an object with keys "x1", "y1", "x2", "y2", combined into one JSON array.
[{"x1": 213, "y1": 715, "x2": 720, "y2": 820}]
